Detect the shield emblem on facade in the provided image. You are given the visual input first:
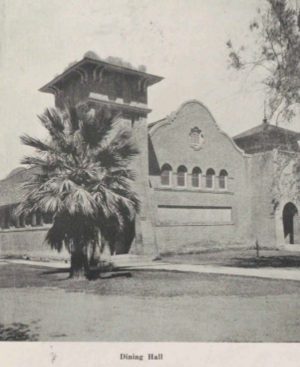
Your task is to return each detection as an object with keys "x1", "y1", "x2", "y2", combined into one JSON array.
[{"x1": 189, "y1": 127, "x2": 204, "y2": 150}]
